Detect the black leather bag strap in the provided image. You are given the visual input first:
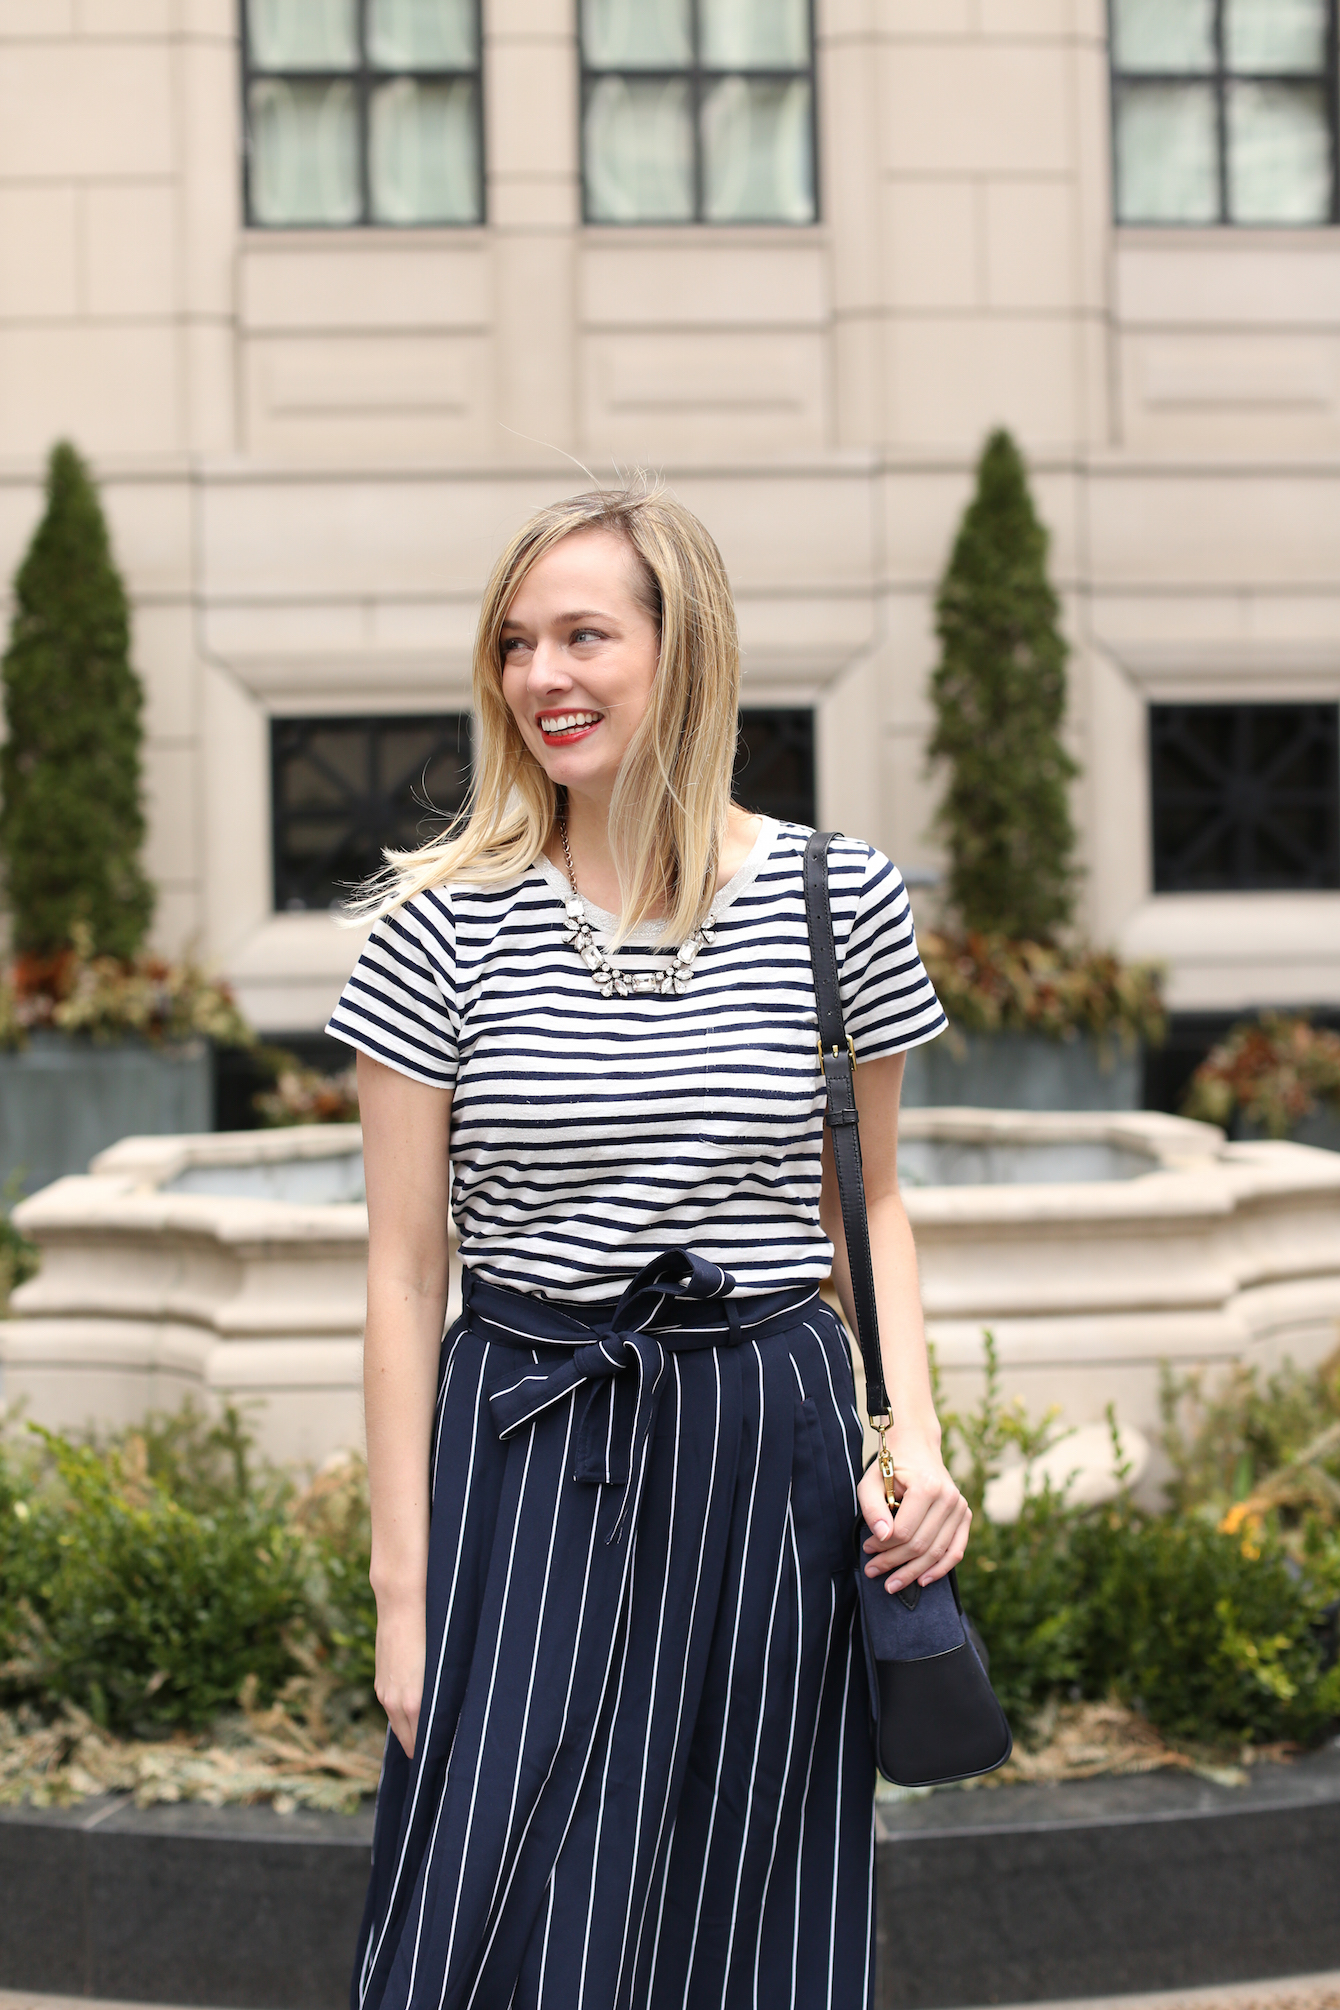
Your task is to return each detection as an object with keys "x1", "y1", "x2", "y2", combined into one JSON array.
[{"x1": 803, "y1": 830, "x2": 890, "y2": 1421}]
